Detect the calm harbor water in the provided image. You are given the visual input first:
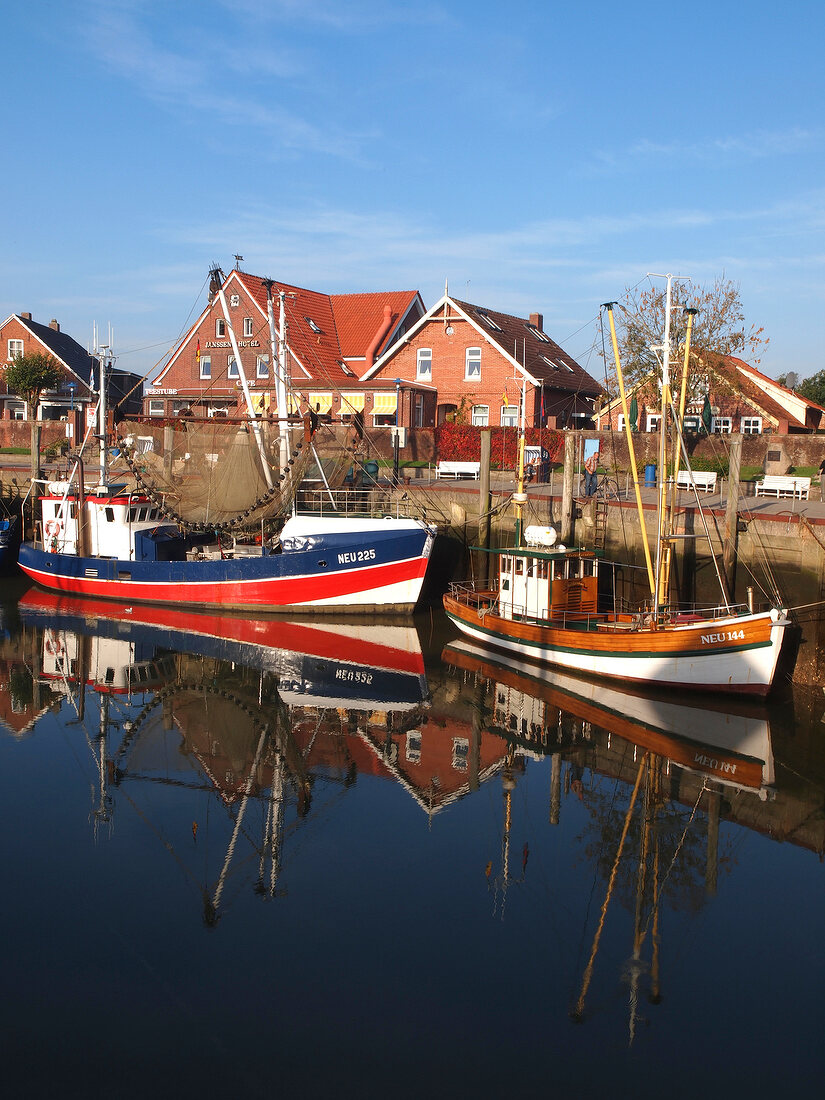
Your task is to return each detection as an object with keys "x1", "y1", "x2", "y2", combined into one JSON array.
[{"x1": 1, "y1": 578, "x2": 823, "y2": 1098}]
